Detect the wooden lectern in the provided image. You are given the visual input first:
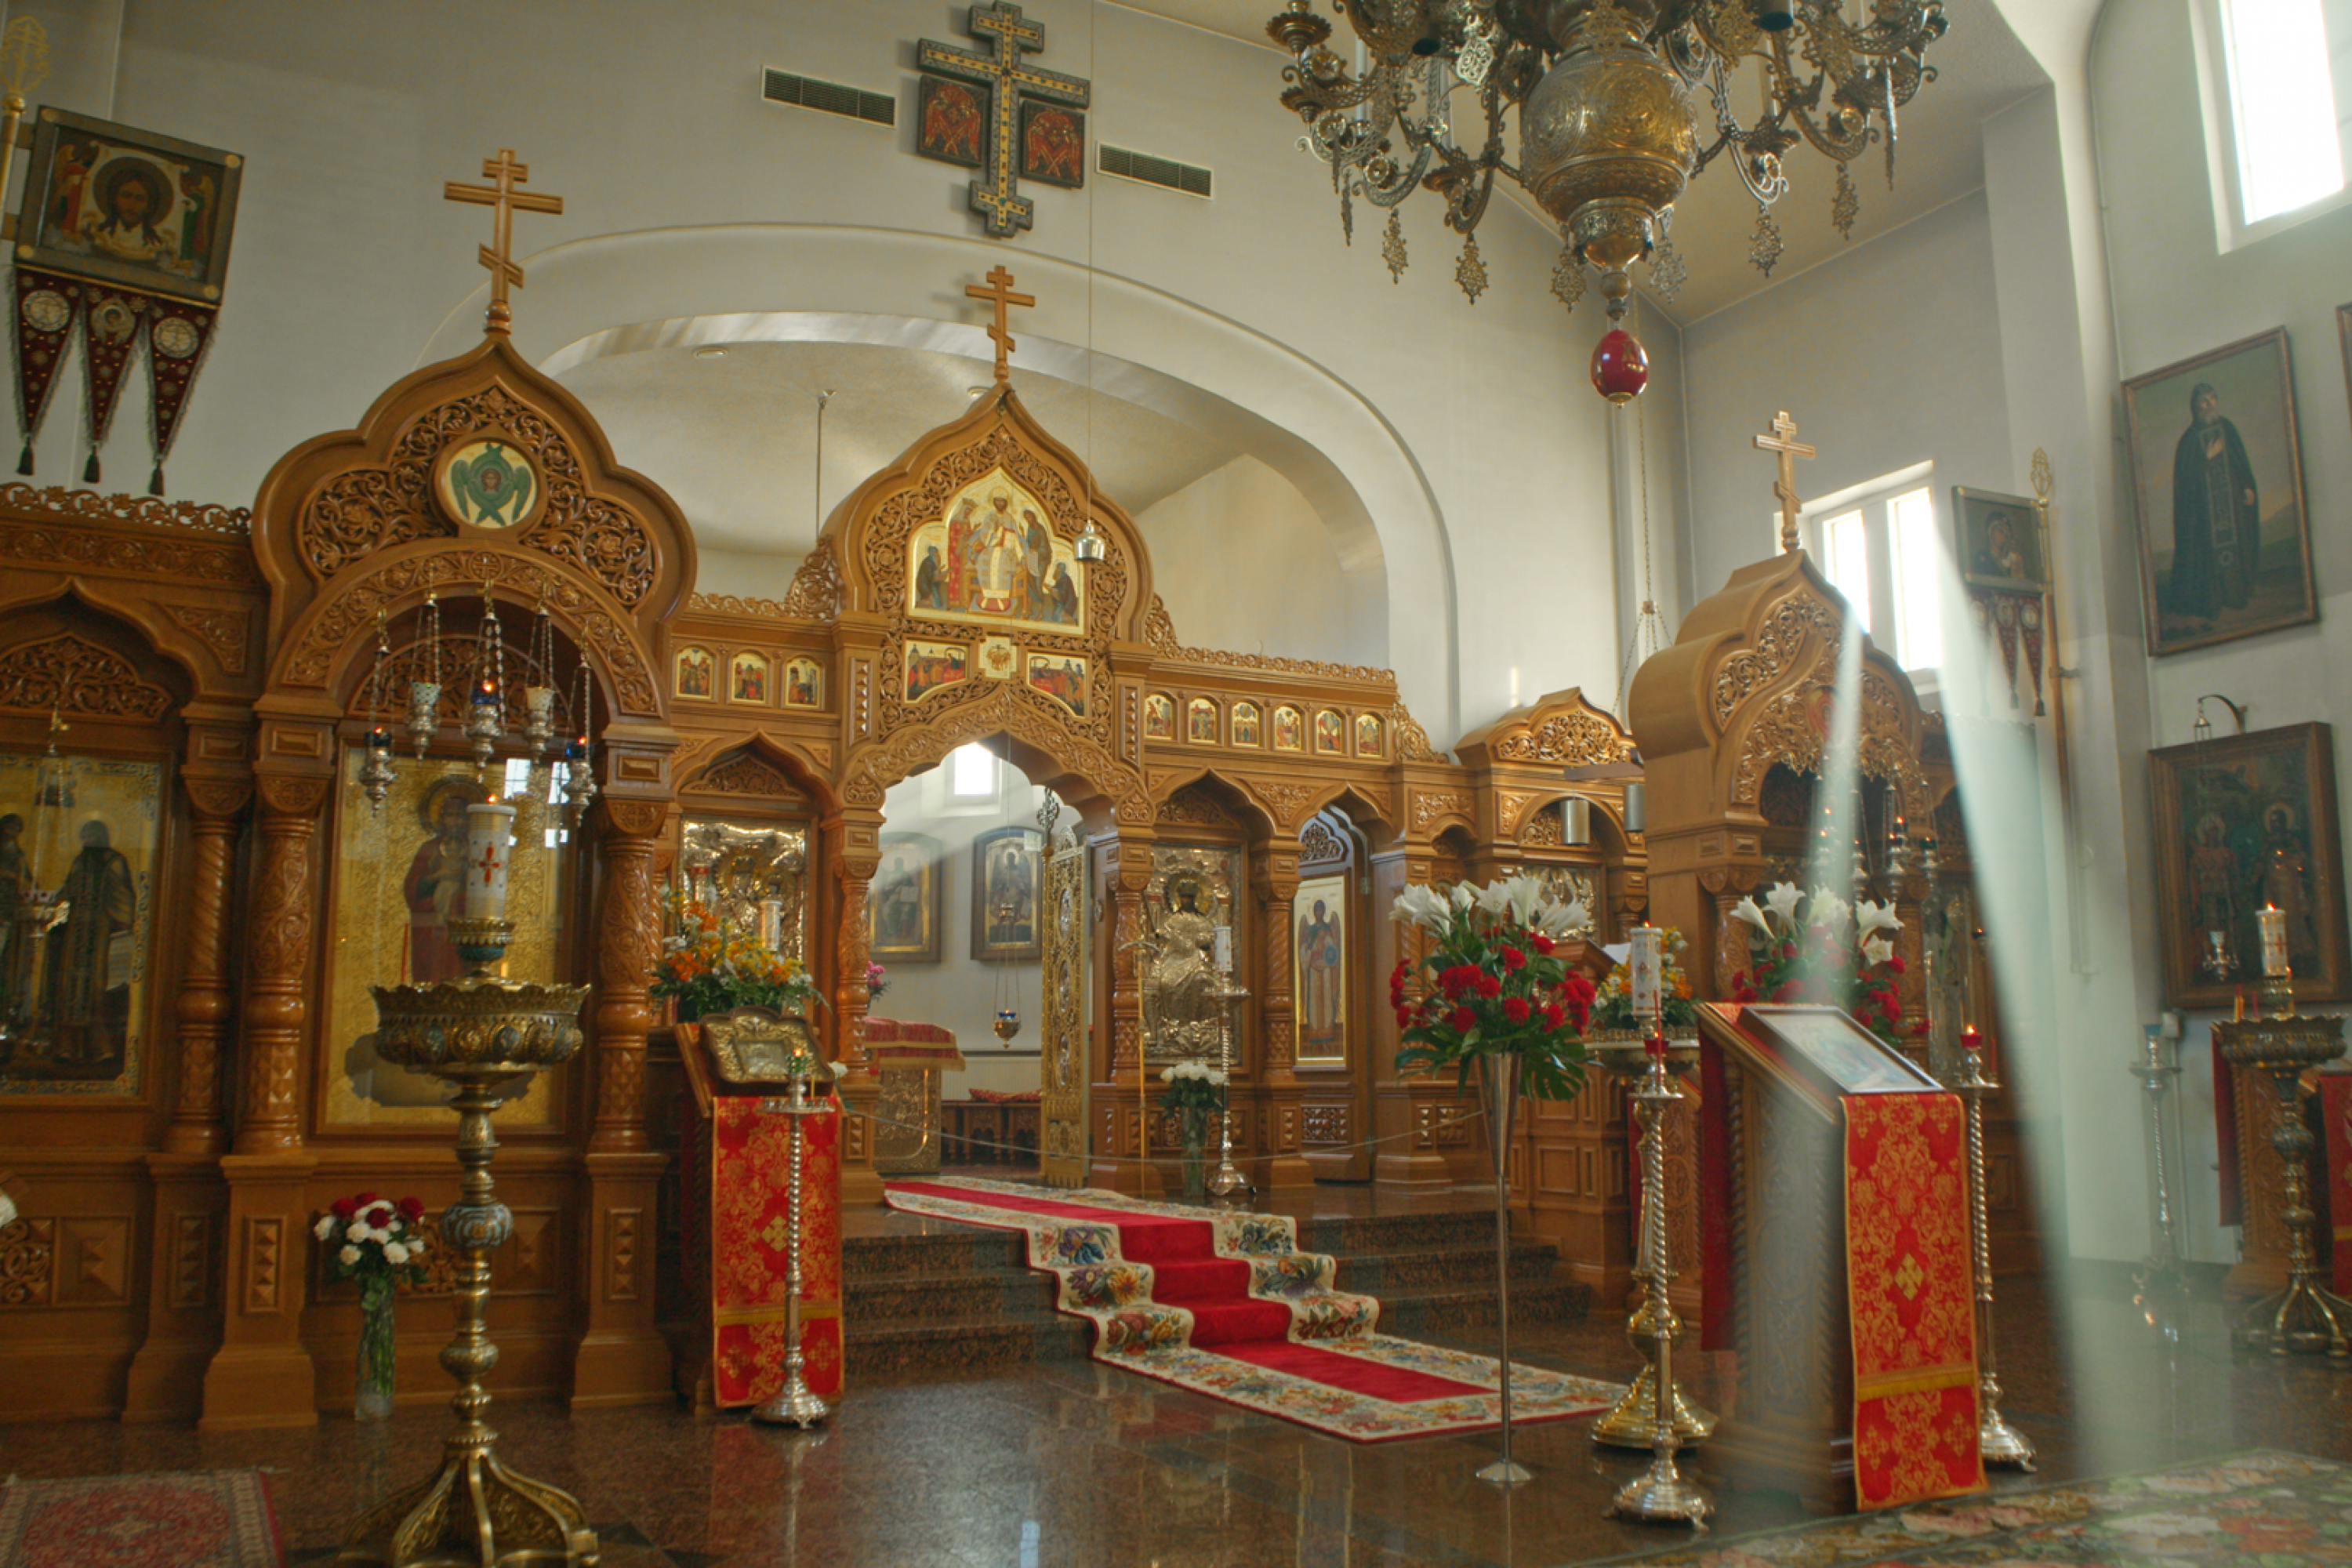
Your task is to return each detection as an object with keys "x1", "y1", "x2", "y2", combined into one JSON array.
[{"x1": 1697, "y1": 1003, "x2": 1985, "y2": 1513}]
